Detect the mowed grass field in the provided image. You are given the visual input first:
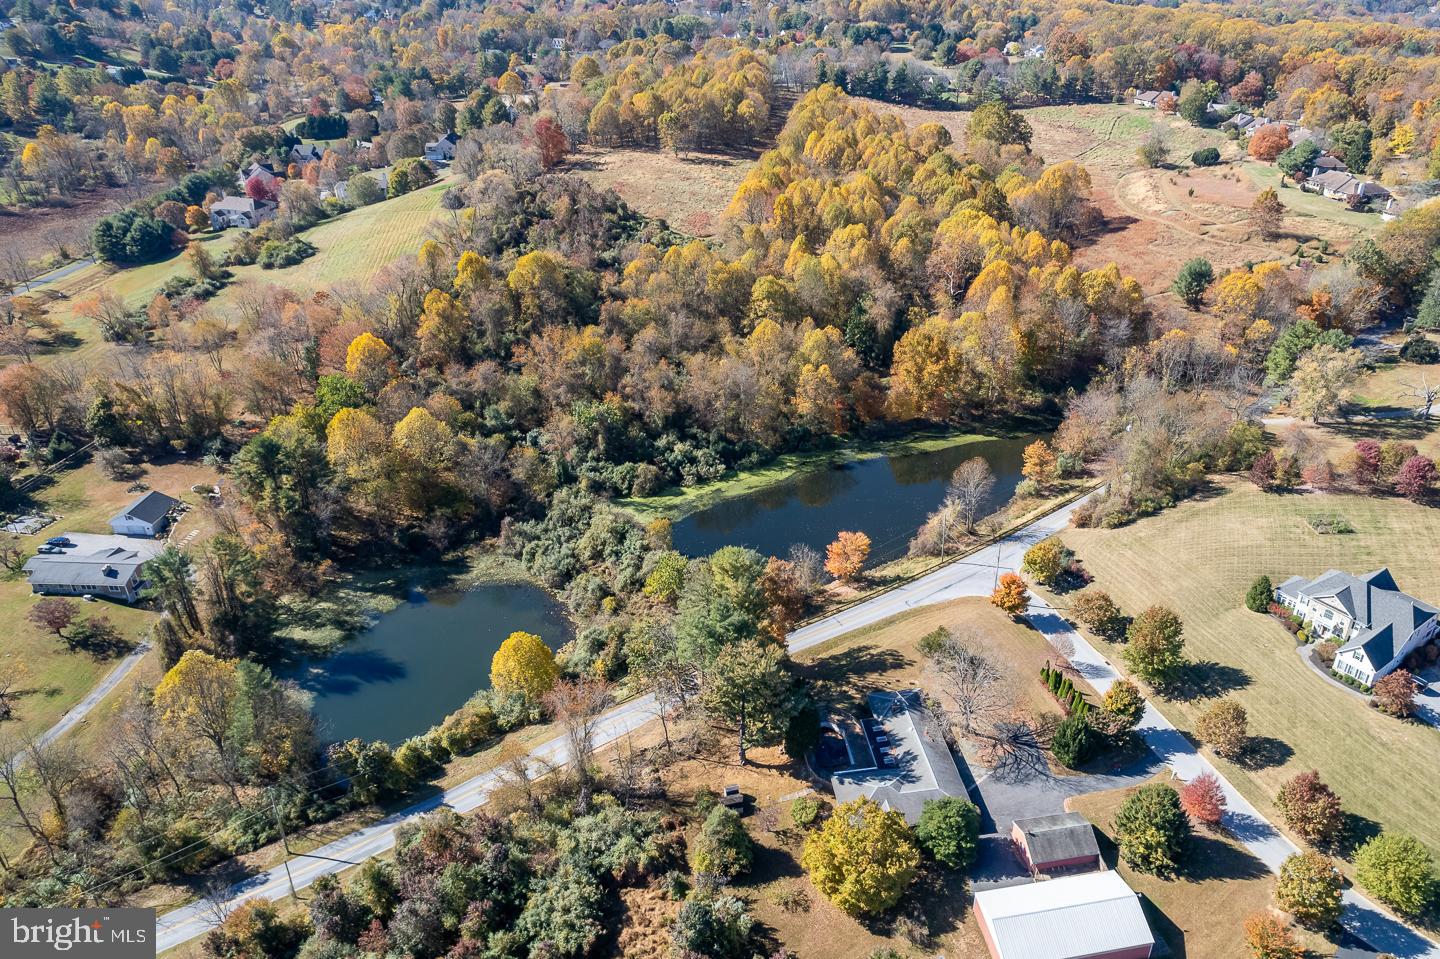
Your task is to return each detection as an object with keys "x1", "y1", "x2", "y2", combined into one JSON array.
[
  {"x1": 1056, "y1": 477, "x2": 1440, "y2": 861},
  {"x1": 24, "y1": 174, "x2": 455, "y2": 367}
]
